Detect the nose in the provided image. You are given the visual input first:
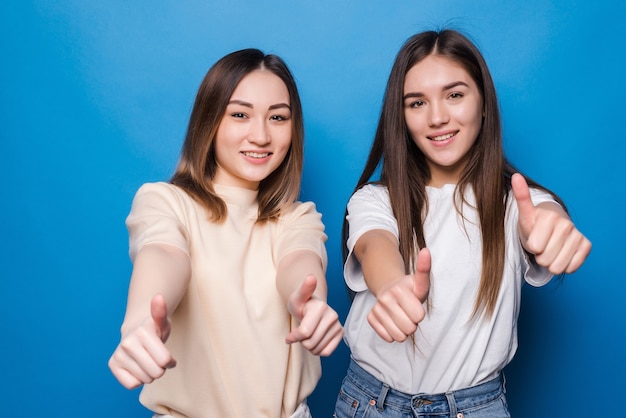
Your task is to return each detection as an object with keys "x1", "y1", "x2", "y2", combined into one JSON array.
[
  {"x1": 428, "y1": 101, "x2": 449, "y2": 127},
  {"x1": 247, "y1": 118, "x2": 270, "y2": 145}
]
